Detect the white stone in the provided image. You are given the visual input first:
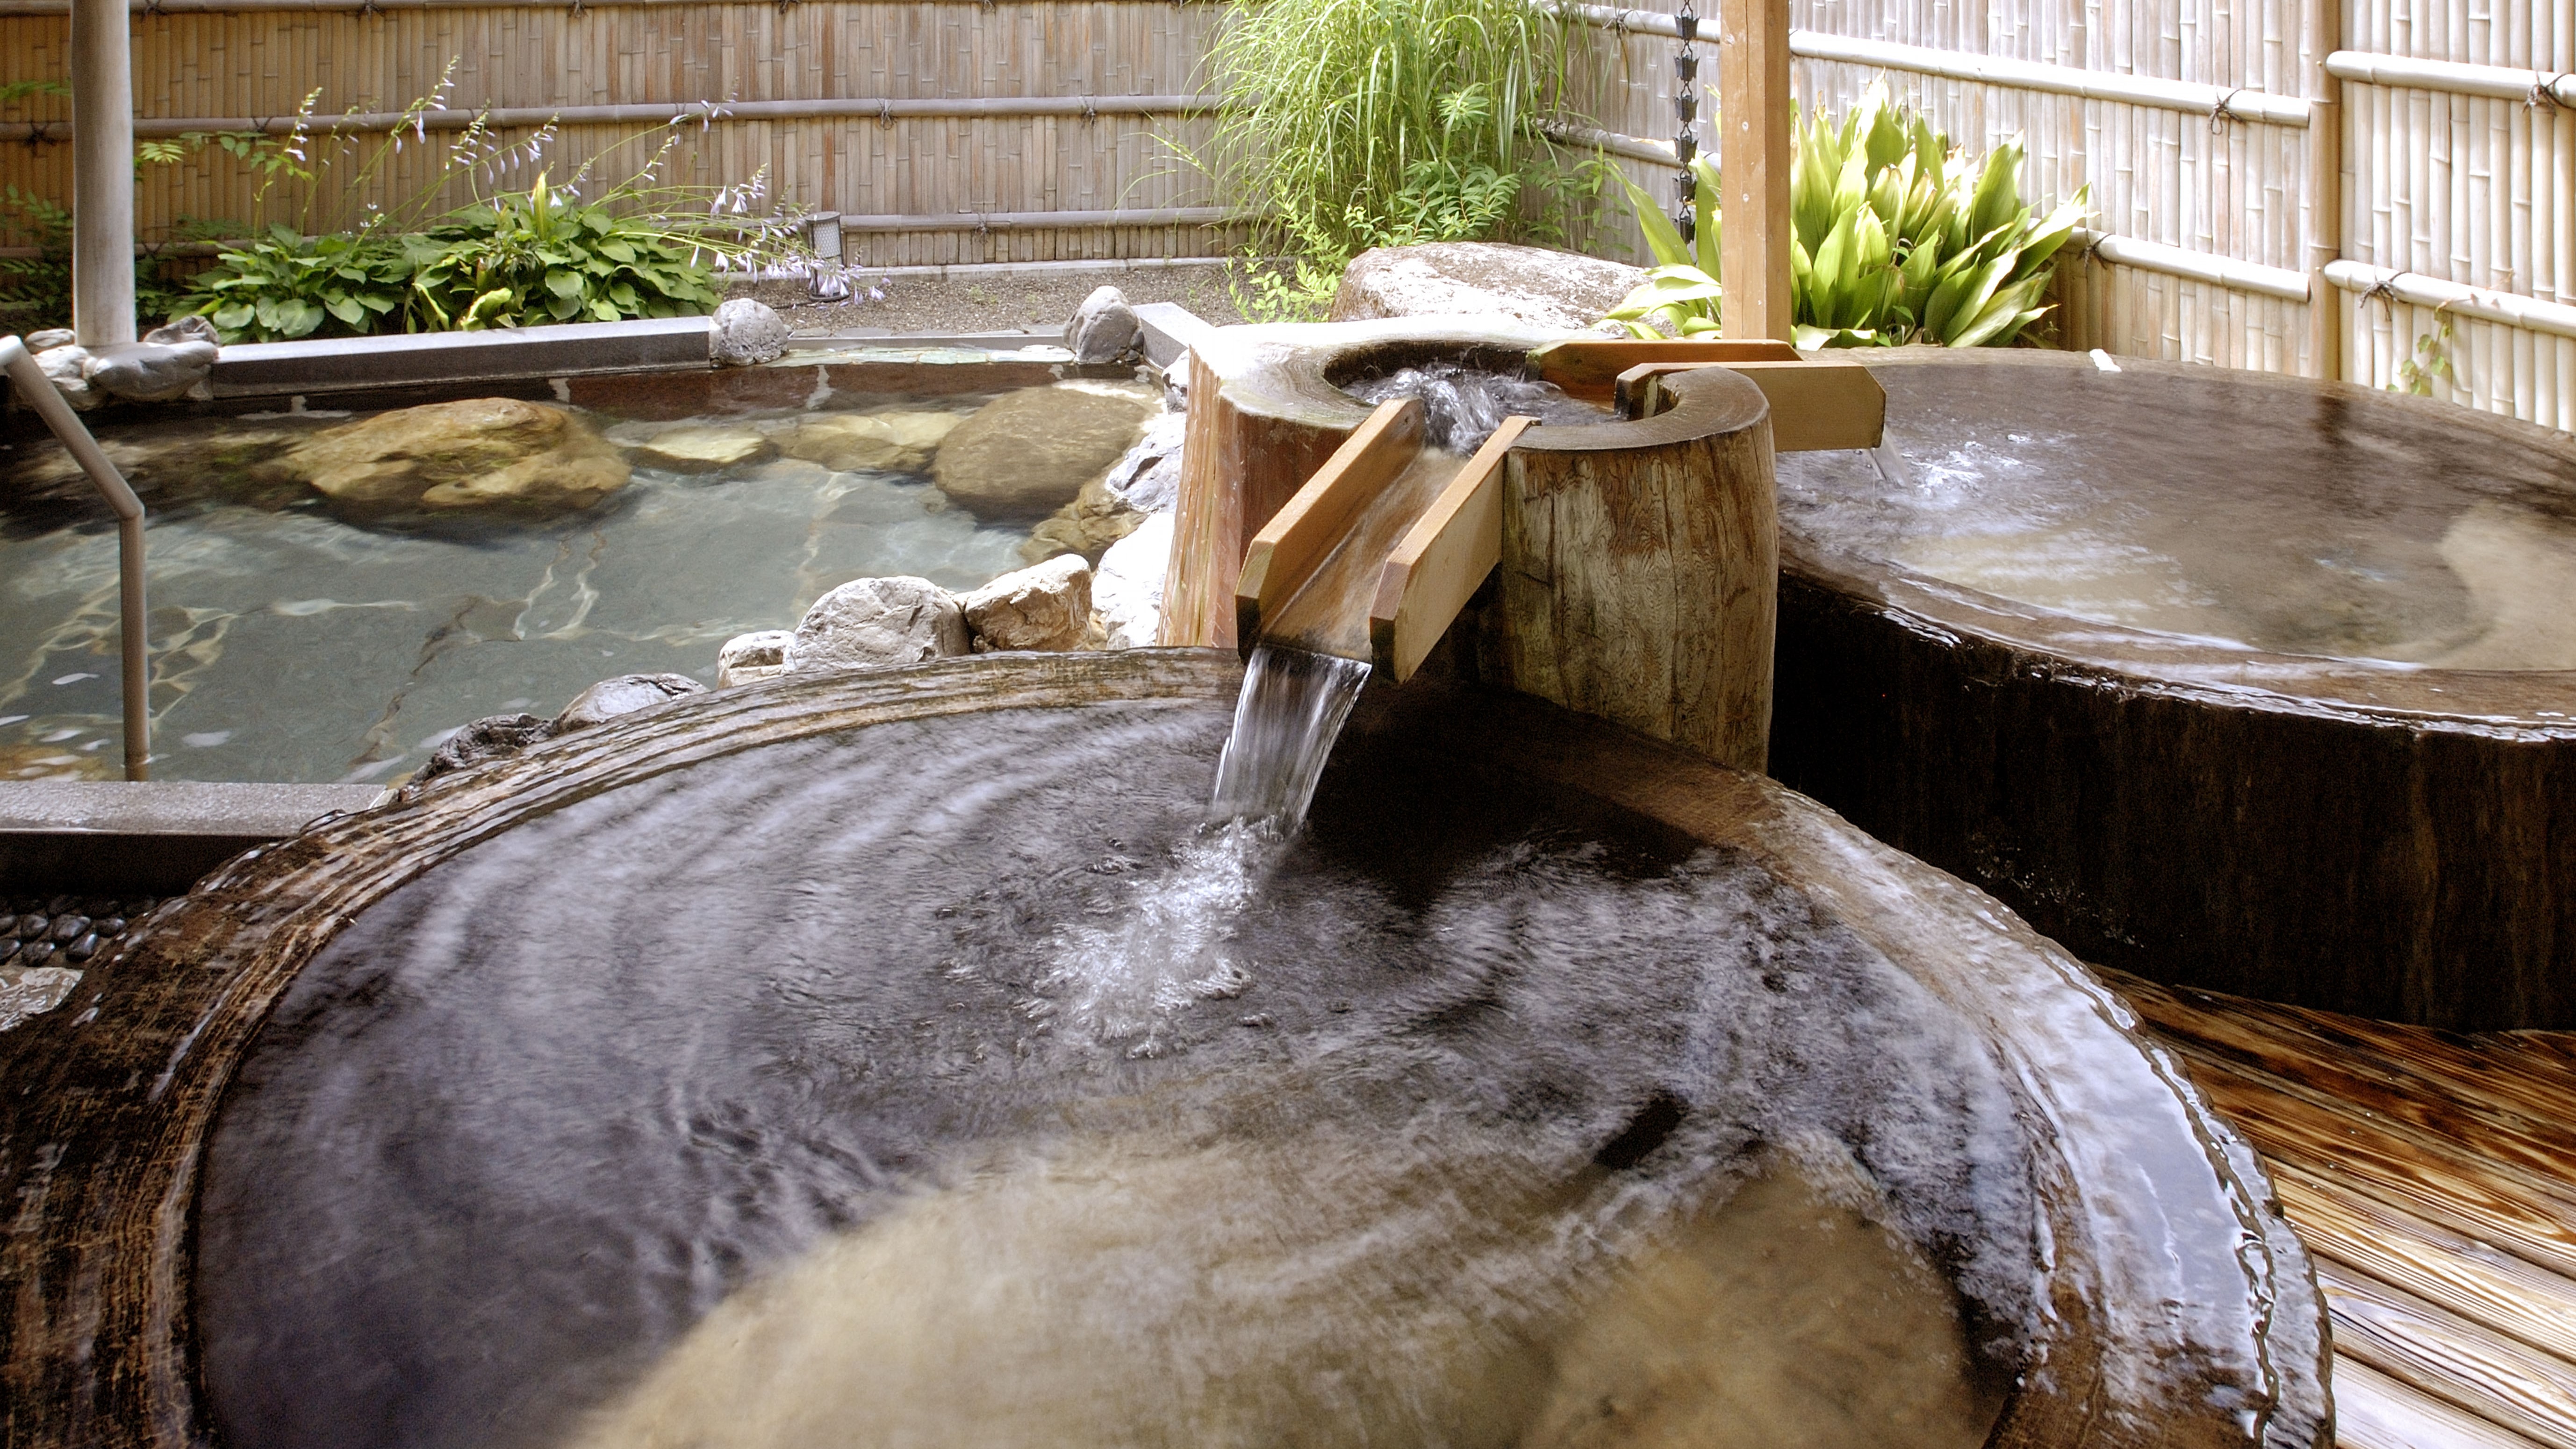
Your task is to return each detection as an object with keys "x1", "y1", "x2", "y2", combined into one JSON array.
[
  {"x1": 87, "y1": 339, "x2": 220, "y2": 402},
  {"x1": 717, "y1": 629, "x2": 794, "y2": 688},
  {"x1": 34, "y1": 344, "x2": 101, "y2": 410},
  {"x1": 961, "y1": 554, "x2": 1093, "y2": 653},
  {"x1": 1094, "y1": 510, "x2": 1172, "y2": 650},
  {"x1": 1102, "y1": 411, "x2": 1186, "y2": 514},
  {"x1": 1328, "y1": 242, "x2": 1648, "y2": 333},
  {"x1": 710, "y1": 298, "x2": 791, "y2": 367},
  {"x1": 787, "y1": 575, "x2": 970, "y2": 672},
  {"x1": 1068, "y1": 285, "x2": 1142, "y2": 364},
  {"x1": 553, "y1": 672, "x2": 706, "y2": 732},
  {"x1": 23, "y1": 328, "x2": 75, "y2": 353},
  {"x1": 0, "y1": 965, "x2": 83, "y2": 1034}
]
